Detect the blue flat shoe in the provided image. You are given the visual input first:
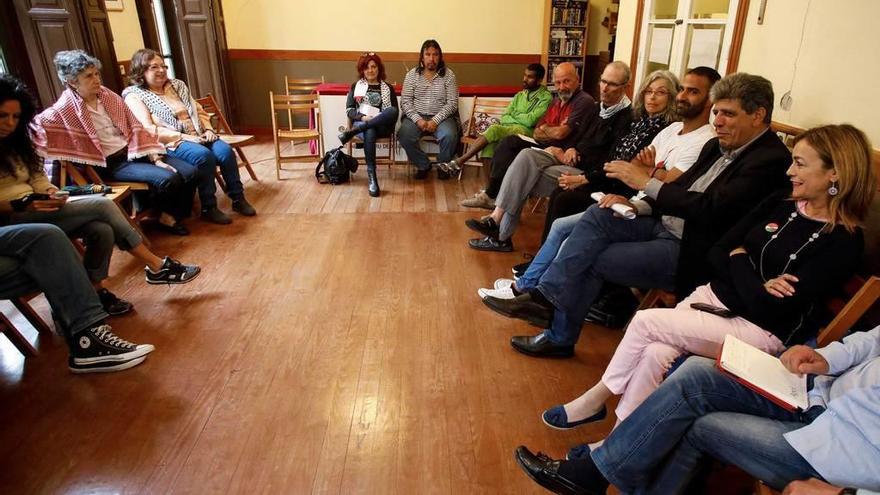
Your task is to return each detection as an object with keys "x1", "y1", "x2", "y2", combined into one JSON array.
[
  {"x1": 565, "y1": 443, "x2": 592, "y2": 461},
  {"x1": 542, "y1": 405, "x2": 607, "y2": 430}
]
